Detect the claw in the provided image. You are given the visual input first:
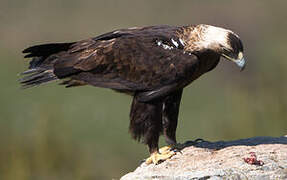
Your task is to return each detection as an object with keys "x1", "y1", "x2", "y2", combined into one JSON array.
[
  {"x1": 145, "y1": 146, "x2": 176, "y2": 165},
  {"x1": 159, "y1": 145, "x2": 173, "y2": 153}
]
